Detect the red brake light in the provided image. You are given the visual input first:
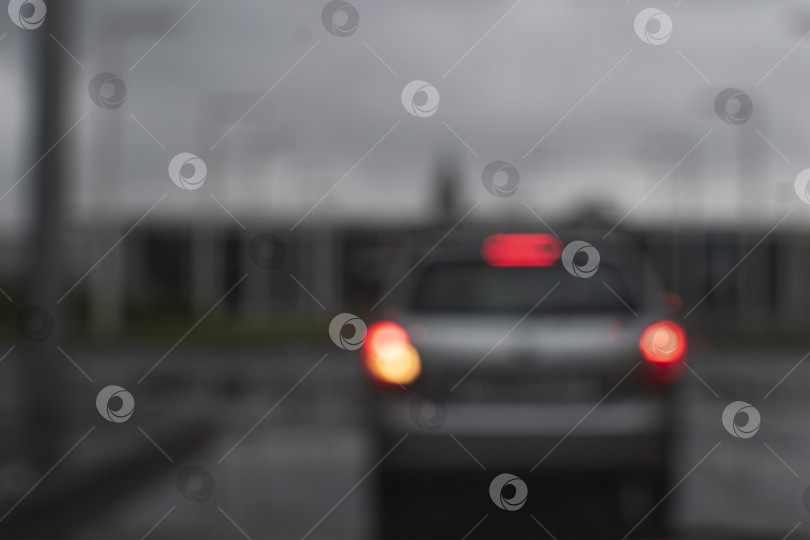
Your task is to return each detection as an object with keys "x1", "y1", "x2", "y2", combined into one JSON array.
[
  {"x1": 481, "y1": 234, "x2": 562, "y2": 267},
  {"x1": 639, "y1": 321, "x2": 687, "y2": 364},
  {"x1": 363, "y1": 321, "x2": 421, "y2": 385}
]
